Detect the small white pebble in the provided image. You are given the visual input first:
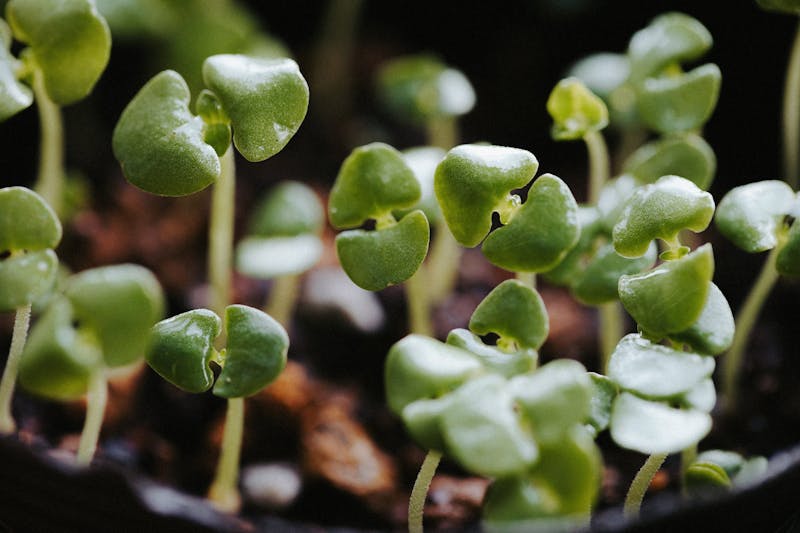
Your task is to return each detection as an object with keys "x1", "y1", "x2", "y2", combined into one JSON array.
[{"x1": 241, "y1": 462, "x2": 302, "y2": 510}]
